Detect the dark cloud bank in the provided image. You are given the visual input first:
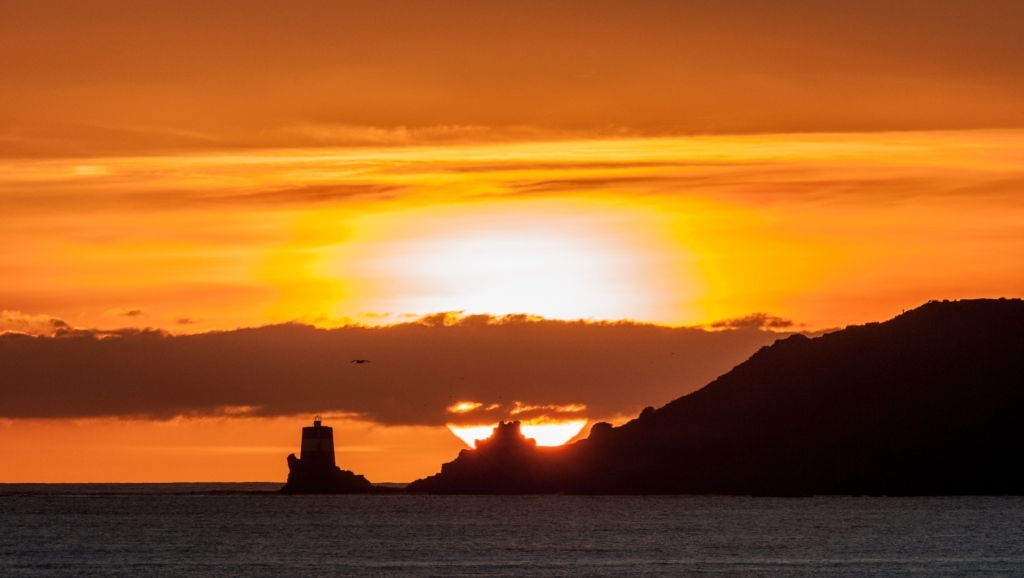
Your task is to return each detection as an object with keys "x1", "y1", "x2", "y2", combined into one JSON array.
[{"x1": 0, "y1": 316, "x2": 796, "y2": 426}]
